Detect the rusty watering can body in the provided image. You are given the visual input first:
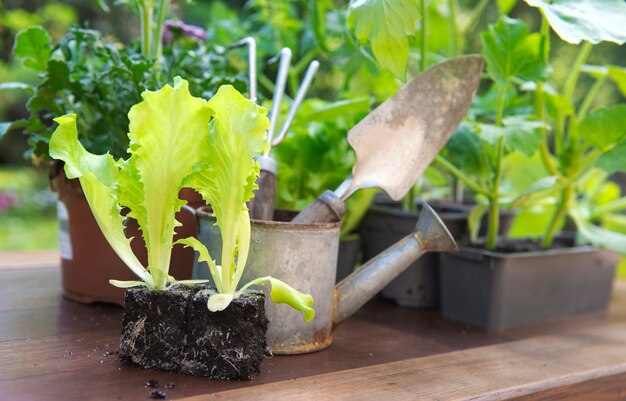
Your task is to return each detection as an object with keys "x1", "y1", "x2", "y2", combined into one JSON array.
[{"x1": 192, "y1": 206, "x2": 457, "y2": 354}]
